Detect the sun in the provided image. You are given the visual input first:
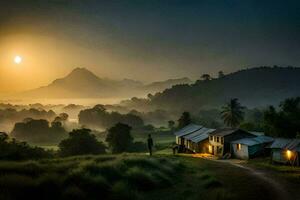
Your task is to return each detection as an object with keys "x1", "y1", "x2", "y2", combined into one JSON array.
[{"x1": 14, "y1": 55, "x2": 22, "y2": 64}]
